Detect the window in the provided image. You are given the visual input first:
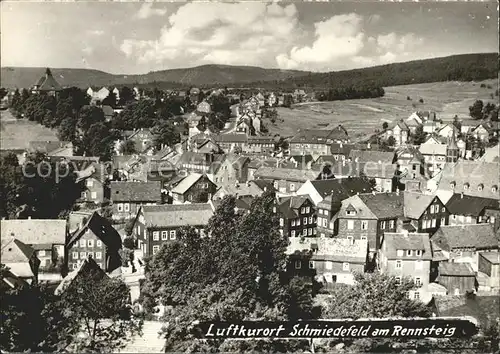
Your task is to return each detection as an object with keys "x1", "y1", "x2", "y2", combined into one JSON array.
[
  {"x1": 290, "y1": 183, "x2": 295, "y2": 191},
  {"x1": 96, "y1": 240, "x2": 102, "y2": 247},
  {"x1": 79, "y1": 240, "x2": 85, "y2": 247},
  {"x1": 415, "y1": 277, "x2": 422, "y2": 287},
  {"x1": 406, "y1": 291, "x2": 411, "y2": 299},
  {"x1": 458, "y1": 215, "x2": 464, "y2": 222},
  {"x1": 396, "y1": 260, "x2": 402, "y2": 268},
  {"x1": 395, "y1": 276, "x2": 402, "y2": 285},
  {"x1": 279, "y1": 218, "x2": 284, "y2": 226},
  {"x1": 80, "y1": 252, "x2": 86, "y2": 259},
  {"x1": 124, "y1": 203, "x2": 130, "y2": 212},
  {"x1": 319, "y1": 209, "x2": 324, "y2": 215},
  {"x1": 309, "y1": 261, "x2": 315, "y2": 269},
  {"x1": 306, "y1": 207, "x2": 310, "y2": 213},
  {"x1": 329, "y1": 222, "x2": 334, "y2": 229},
  {"x1": 91, "y1": 192, "x2": 97, "y2": 199},
  {"x1": 81, "y1": 191, "x2": 87, "y2": 199},
  {"x1": 407, "y1": 250, "x2": 412, "y2": 256},
  {"x1": 389, "y1": 220, "x2": 395, "y2": 229},
  {"x1": 295, "y1": 260, "x2": 301, "y2": 269},
  {"x1": 342, "y1": 262, "x2": 350, "y2": 271},
  {"x1": 309, "y1": 216, "x2": 314, "y2": 224},
  {"x1": 308, "y1": 228, "x2": 312, "y2": 236},
  {"x1": 361, "y1": 221, "x2": 368, "y2": 230},
  {"x1": 72, "y1": 252, "x2": 78, "y2": 259},
  {"x1": 466, "y1": 216, "x2": 472, "y2": 223},
  {"x1": 87, "y1": 252, "x2": 94, "y2": 259},
  {"x1": 170, "y1": 230, "x2": 176, "y2": 240},
  {"x1": 296, "y1": 218, "x2": 300, "y2": 226},
  {"x1": 381, "y1": 221, "x2": 386, "y2": 229},
  {"x1": 415, "y1": 250, "x2": 422, "y2": 256},
  {"x1": 323, "y1": 219, "x2": 328, "y2": 227},
  {"x1": 87, "y1": 239, "x2": 93, "y2": 247},
  {"x1": 441, "y1": 217, "x2": 446, "y2": 225},
  {"x1": 161, "y1": 231, "x2": 168, "y2": 240},
  {"x1": 442, "y1": 207, "x2": 446, "y2": 212},
  {"x1": 430, "y1": 205, "x2": 435, "y2": 214},
  {"x1": 291, "y1": 230, "x2": 296, "y2": 237},
  {"x1": 291, "y1": 220, "x2": 296, "y2": 227},
  {"x1": 346, "y1": 210, "x2": 356, "y2": 216},
  {"x1": 301, "y1": 207, "x2": 305, "y2": 214},
  {"x1": 397, "y1": 249, "x2": 403, "y2": 257},
  {"x1": 73, "y1": 263, "x2": 79, "y2": 270},
  {"x1": 152, "y1": 245, "x2": 160, "y2": 254},
  {"x1": 303, "y1": 217, "x2": 308, "y2": 225},
  {"x1": 324, "y1": 210, "x2": 328, "y2": 216},
  {"x1": 431, "y1": 219, "x2": 436, "y2": 228},
  {"x1": 153, "y1": 231, "x2": 159, "y2": 241},
  {"x1": 347, "y1": 220, "x2": 354, "y2": 230},
  {"x1": 117, "y1": 203, "x2": 123, "y2": 212},
  {"x1": 361, "y1": 235, "x2": 367, "y2": 241},
  {"x1": 38, "y1": 250, "x2": 46, "y2": 257},
  {"x1": 414, "y1": 291, "x2": 420, "y2": 299},
  {"x1": 279, "y1": 229, "x2": 283, "y2": 236}
]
